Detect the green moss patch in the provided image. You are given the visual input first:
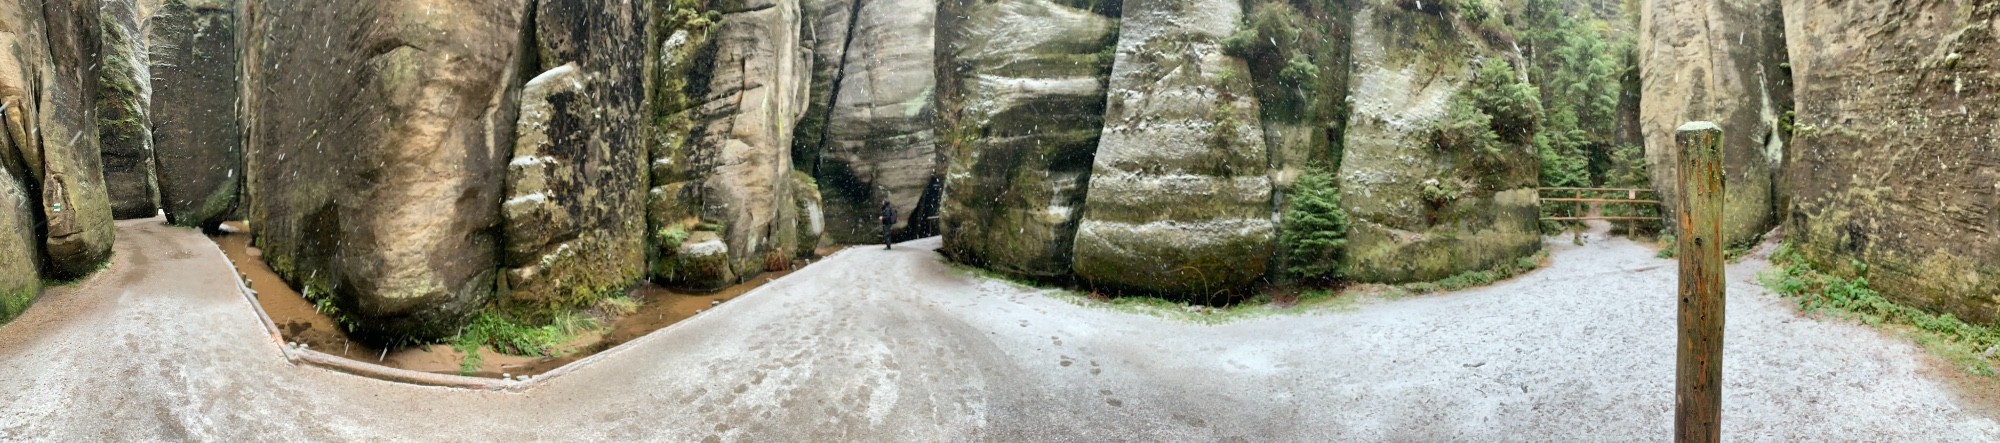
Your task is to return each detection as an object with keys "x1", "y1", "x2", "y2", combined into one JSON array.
[{"x1": 1763, "y1": 244, "x2": 2000, "y2": 376}]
